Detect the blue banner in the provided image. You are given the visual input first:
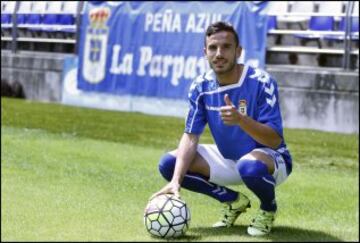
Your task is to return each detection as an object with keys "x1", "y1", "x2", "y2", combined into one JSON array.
[{"x1": 77, "y1": 1, "x2": 268, "y2": 99}]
